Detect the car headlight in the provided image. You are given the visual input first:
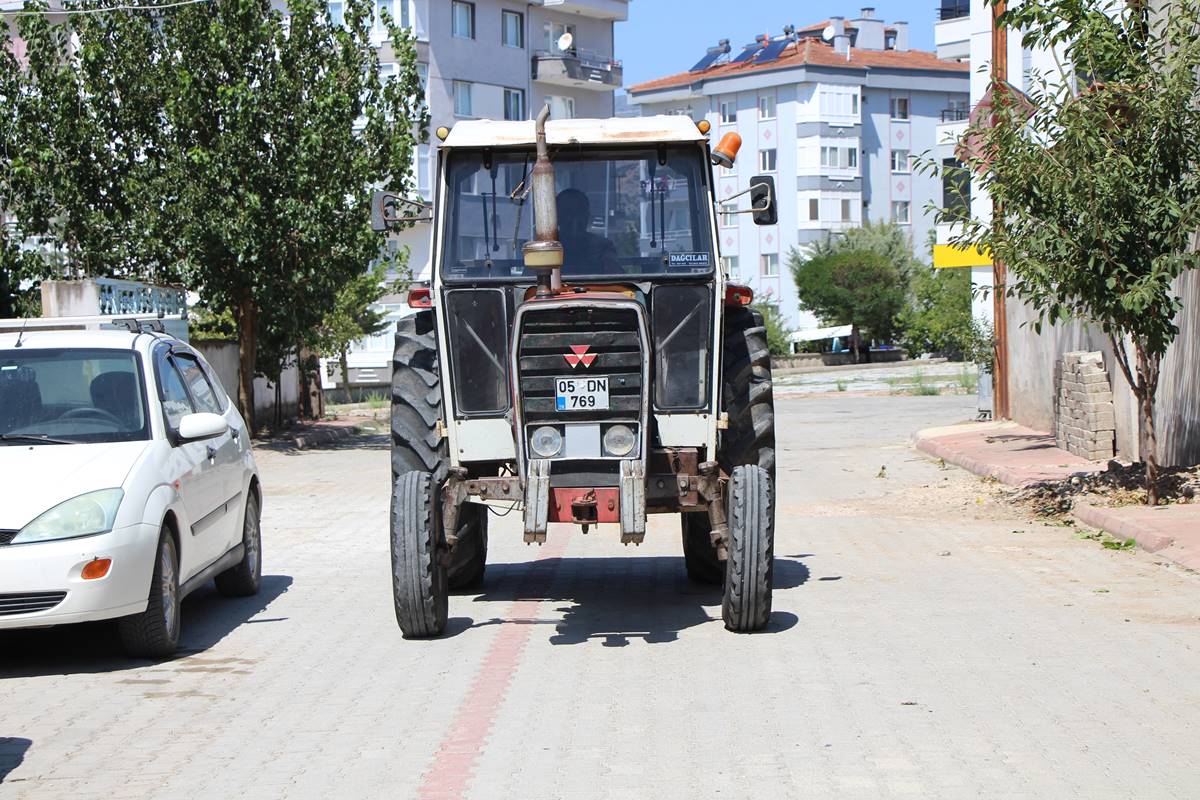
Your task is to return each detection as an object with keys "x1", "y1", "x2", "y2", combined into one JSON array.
[
  {"x1": 529, "y1": 426, "x2": 563, "y2": 458},
  {"x1": 603, "y1": 424, "x2": 637, "y2": 457},
  {"x1": 11, "y1": 488, "x2": 125, "y2": 544}
]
